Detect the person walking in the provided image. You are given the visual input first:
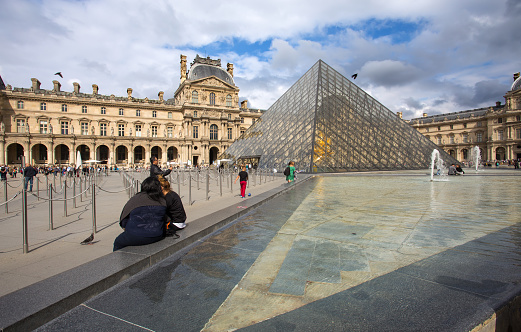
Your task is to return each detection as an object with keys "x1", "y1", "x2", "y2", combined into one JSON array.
[
  {"x1": 285, "y1": 161, "x2": 296, "y2": 183},
  {"x1": 234, "y1": 165, "x2": 248, "y2": 198},
  {"x1": 150, "y1": 156, "x2": 173, "y2": 178},
  {"x1": 23, "y1": 163, "x2": 38, "y2": 191}
]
